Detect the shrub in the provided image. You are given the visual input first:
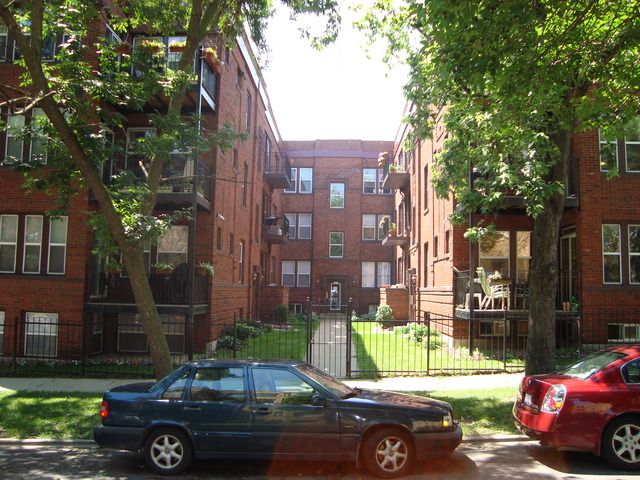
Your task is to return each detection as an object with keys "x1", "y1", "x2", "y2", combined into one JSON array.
[
  {"x1": 216, "y1": 336, "x2": 247, "y2": 351},
  {"x1": 274, "y1": 304, "x2": 288, "y2": 323},
  {"x1": 375, "y1": 304, "x2": 395, "y2": 329},
  {"x1": 396, "y1": 323, "x2": 443, "y2": 350},
  {"x1": 220, "y1": 323, "x2": 261, "y2": 341},
  {"x1": 356, "y1": 313, "x2": 376, "y2": 322},
  {"x1": 289, "y1": 313, "x2": 306, "y2": 323}
]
